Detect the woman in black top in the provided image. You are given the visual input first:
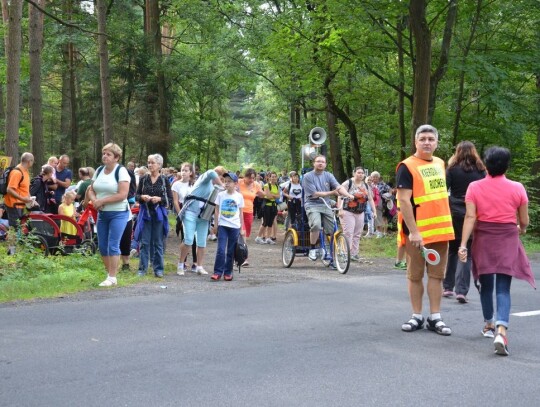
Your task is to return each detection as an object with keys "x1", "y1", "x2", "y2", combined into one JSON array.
[
  {"x1": 30, "y1": 165, "x2": 55, "y2": 212},
  {"x1": 134, "y1": 154, "x2": 173, "y2": 278},
  {"x1": 443, "y1": 141, "x2": 486, "y2": 302}
]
